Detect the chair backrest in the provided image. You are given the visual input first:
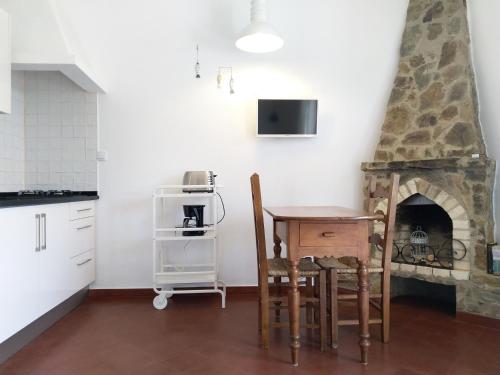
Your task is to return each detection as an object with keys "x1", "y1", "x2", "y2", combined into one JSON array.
[
  {"x1": 368, "y1": 173, "x2": 400, "y2": 272},
  {"x1": 250, "y1": 173, "x2": 268, "y2": 287}
]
